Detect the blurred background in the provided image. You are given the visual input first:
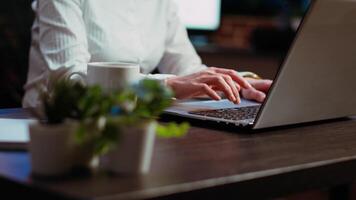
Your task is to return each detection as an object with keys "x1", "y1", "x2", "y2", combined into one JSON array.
[{"x1": 0, "y1": 0, "x2": 310, "y2": 108}]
